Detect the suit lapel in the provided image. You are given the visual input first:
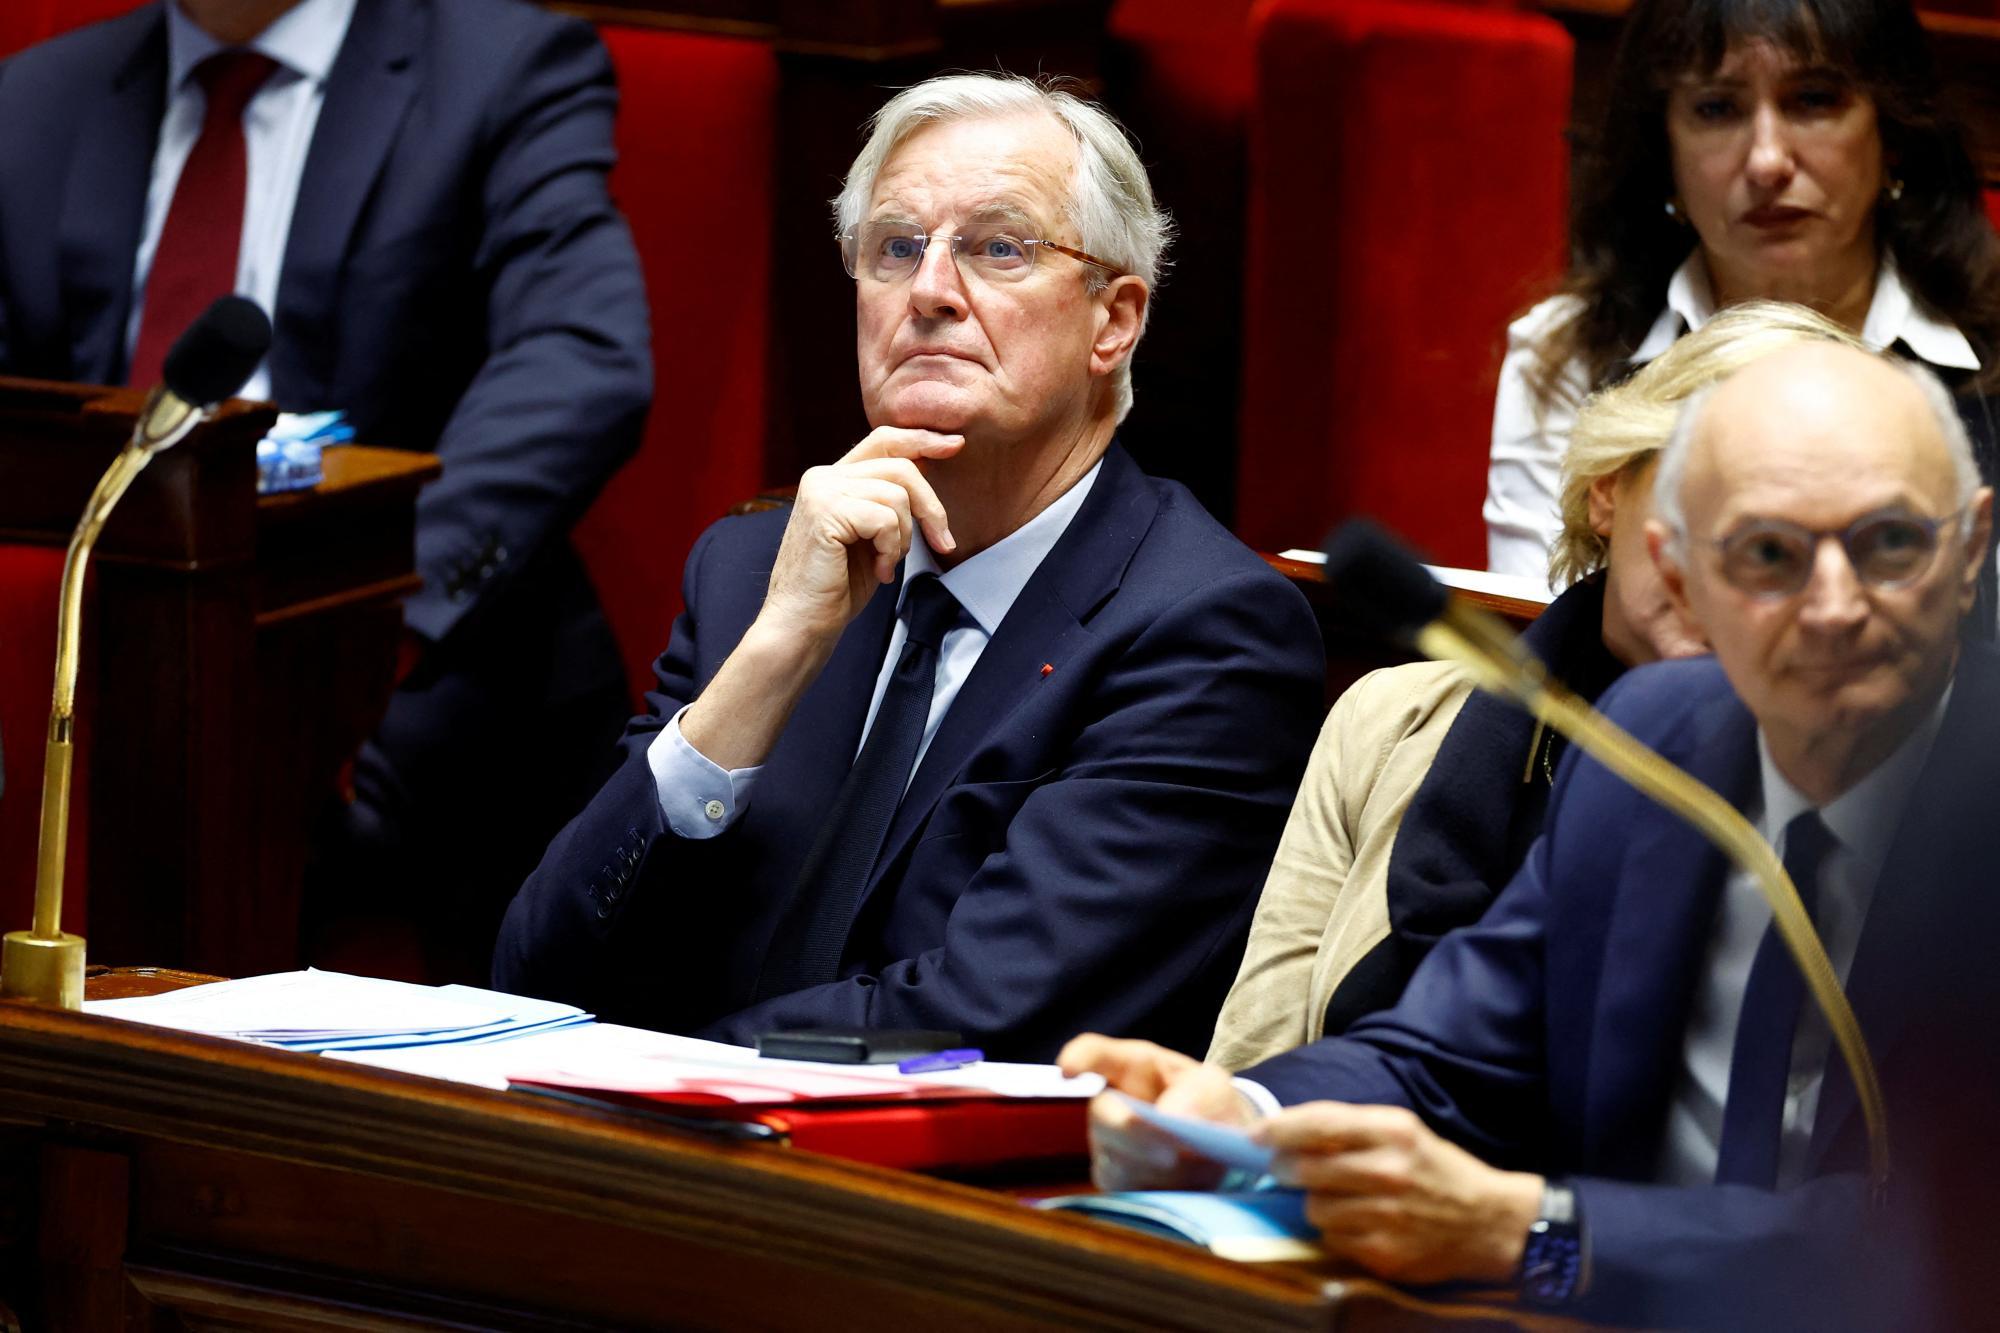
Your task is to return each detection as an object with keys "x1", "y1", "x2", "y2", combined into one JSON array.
[
  {"x1": 1809, "y1": 647, "x2": 2000, "y2": 1171},
  {"x1": 1583, "y1": 687, "x2": 1760, "y2": 1176},
  {"x1": 860, "y1": 446, "x2": 1160, "y2": 905},
  {"x1": 59, "y1": 14, "x2": 168, "y2": 384},
  {"x1": 269, "y1": 0, "x2": 419, "y2": 403}
]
